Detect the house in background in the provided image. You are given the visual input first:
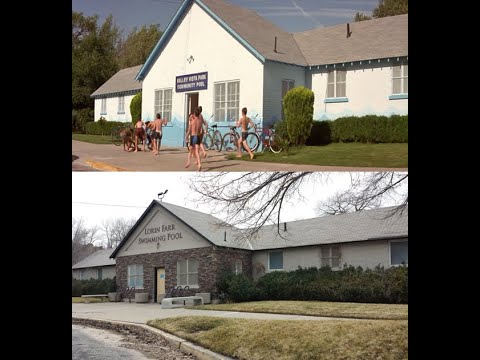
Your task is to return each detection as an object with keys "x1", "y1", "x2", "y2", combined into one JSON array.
[
  {"x1": 110, "y1": 200, "x2": 407, "y2": 303},
  {"x1": 72, "y1": 249, "x2": 116, "y2": 280},
  {"x1": 90, "y1": 64, "x2": 143, "y2": 123},
  {"x1": 131, "y1": 0, "x2": 407, "y2": 147}
]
